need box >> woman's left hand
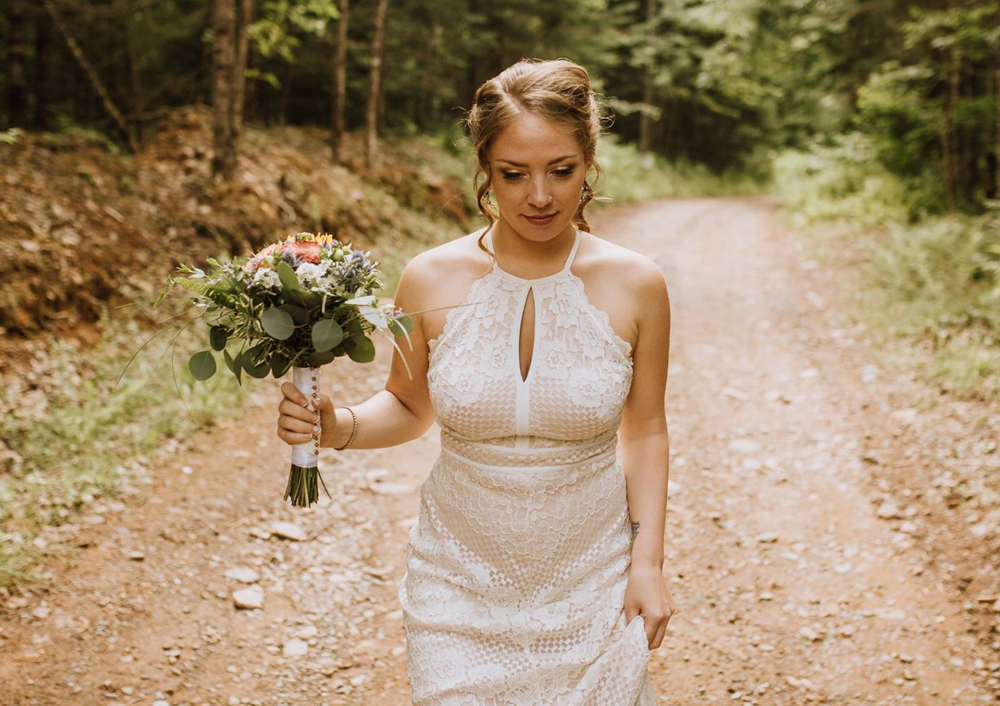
[623,561,677,650]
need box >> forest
[2,0,997,212]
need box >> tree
[211,0,253,179]
[43,0,137,151]
[6,1,29,128]
[331,0,350,163]
[365,0,390,172]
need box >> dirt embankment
[0,106,475,372]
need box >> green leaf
[359,305,388,328]
[286,288,322,308]
[344,294,376,305]
[278,303,309,326]
[347,336,375,363]
[271,351,291,378]
[189,350,217,380]
[276,261,300,291]
[261,306,295,340]
[307,350,337,366]
[388,314,414,337]
[210,325,229,351]
[243,352,272,378]
[312,318,344,352]
[224,347,237,374]
[232,350,243,386]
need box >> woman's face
[488,111,588,243]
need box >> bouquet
[146,231,414,507]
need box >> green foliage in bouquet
[151,232,415,384]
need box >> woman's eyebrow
[497,154,577,167]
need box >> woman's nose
[527,180,552,208]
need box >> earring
[580,181,594,203]
[484,191,494,206]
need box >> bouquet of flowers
[147,231,414,507]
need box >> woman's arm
[619,257,671,568]
[280,252,439,451]
[325,251,441,449]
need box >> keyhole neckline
[484,224,581,285]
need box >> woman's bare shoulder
[400,229,489,293]
[581,229,663,285]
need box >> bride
[276,57,675,704]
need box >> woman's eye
[501,168,575,181]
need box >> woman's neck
[489,218,578,277]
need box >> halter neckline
[484,225,581,285]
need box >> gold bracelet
[333,406,358,450]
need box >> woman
[277,57,675,704]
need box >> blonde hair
[463,58,614,265]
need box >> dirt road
[2,197,999,705]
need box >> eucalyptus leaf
[271,351,291,378]
[359,305,388,328]
[223,347,237,374]
[287,289,322,308]
[276,261,300,291]
[344,294,376,305]
[243,353,272,379]
[347,336,376,363]
[278,303,309,326]
[388,314,414,337]
[312,318,344,352]
[189,350,217,380]
[210,325,229,351]
[307,350,337,366]
[261,306,295,340]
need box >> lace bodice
[426,225,634,450]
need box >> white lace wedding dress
[397,224,658,705]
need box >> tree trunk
[43,0,136,151]
[365,0,390,172]
[211,0,251,179]
[126,12,144,143]
[330,0,350,164]
[638,0,656,152]
[278,60,294,126]
[940,53,958,212]
[233,0,252,133]
[377,25,387,135]
[415,22,440,130]
[7,1,30,129]
[995,66,1000,199]
[211,0,237,178]
[32,8,51,130]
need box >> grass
[773,137,1000,400]
[0,298,250,590]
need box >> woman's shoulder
[395,229,490,311]
[406,228,488,277]
[579,229,664,288]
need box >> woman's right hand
[277,382,336,447]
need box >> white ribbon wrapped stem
[291,365,321,468]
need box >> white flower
[295,261,332,288]
[252,267,280,291]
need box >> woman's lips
[524,213,556,226]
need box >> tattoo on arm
[630,521,640,542]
